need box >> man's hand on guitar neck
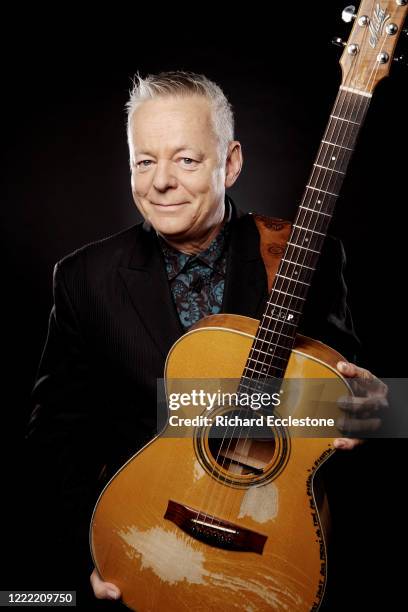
[90,568,121,601]
[333,360,388,450]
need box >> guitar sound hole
[194,407,290,486]
[208,409,276,475]
[209,436,276,475]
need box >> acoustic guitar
[90,2,407,610]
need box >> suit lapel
[118,200,268,359]
[118,222,184,358]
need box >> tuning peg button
[332,37,346,47]
[393,54,407,66]
[342,5,356,23]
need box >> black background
[2,1,407,609]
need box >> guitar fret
[306,185,339,198]
[313,163,345,174]
[276,274,309,286]
[293,225,325,236]
[240,360,285,380]
[273,288,305,301]
[260,320,296,329]
[258,327,293,340]
[266,302,300,313]
[322,140,352,151]
[246,359,286,373]
[251,345,291,357]
[330,114,359,125]
[242,369,284,381]
[282,258,315,270]
[240,377,283,392]
[287,241,319,254]
[264,307,301,317]
[240,386,271,396]
[240,383,269,394]
[299,205,331,218]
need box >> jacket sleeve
[299,235,361,364]
[25,259,106,584]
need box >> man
[26,71,386,607]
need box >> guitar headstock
[340,1,407,93]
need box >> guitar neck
[239,0,407,388]
[242,88,372,384]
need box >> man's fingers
[337,361,388,392]
[336,361,389,420]
[333,437,363,450]
[336,416,382,433]
[349,377,388,399]
[90,568,121,600]
[338,395,388,414]
[337,361,370,379]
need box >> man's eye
[137,160,153,168]
[180,158,197,166]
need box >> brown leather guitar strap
[253,214,292,292]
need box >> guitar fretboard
[240,88,371,392]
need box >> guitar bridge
[164,499,267,554]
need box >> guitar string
[216,15,381,525]
[249,1,392,398]
[204,22,374,527]
[195,8,387,528]
[222,10,389,523]
[217,90,368,526]
[222,14,386,517]
[240,20,374,385]
[205,75,369,528]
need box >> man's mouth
[151,202,188,207]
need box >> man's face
[129,95,227,241]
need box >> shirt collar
[157,197,232,280]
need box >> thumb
[90,567,121,600]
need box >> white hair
[126,71,235,162]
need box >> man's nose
[152,160,177,191]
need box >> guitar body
[91,313,349,611]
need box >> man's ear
[225,141,243,188]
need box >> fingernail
[338,361,349,372]
[107,590,119,600]
[334,440,345,448]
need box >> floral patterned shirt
[158,220,230,331]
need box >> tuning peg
[342,5,356,23]
[393,54,407,66]
[332,37,346,47]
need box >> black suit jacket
[25,198,359,586]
